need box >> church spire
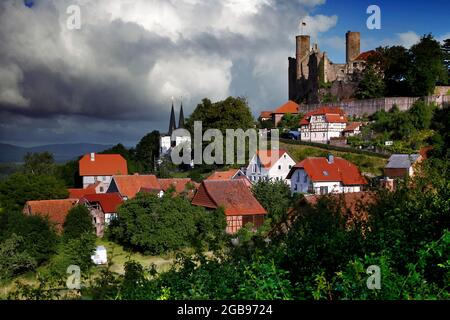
[178,101,185,129]
[168,101,176,136]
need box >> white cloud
[301,14,338,41]
[380,31,420,48]
[0,64,29,107]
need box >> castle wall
[301,95,449,118]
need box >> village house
[207,168,252,188]
[79,153,128,189]
[343,122,364,137]
[287,155,367,195]
[258,111,273,123]
[299,107,348,143]
[141,178,198,199]
[23,199,78,232]
[246,149,296,184]
[68,181,106,199]
[270,100,300,127]
[191,180,267,234]
[79,193,124,237]
[384,154,422,179]
[107,174,160,200]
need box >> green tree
[186,97,254,134]
[442,38,450,84]
[356,65,385,99]
[408,100,435,130]
[135,131,160,173]
[63,205,94,241]
[0,173,68,211]
[108,193,225,254]
[23,152,55,176]
[0,234,37,280]
[252,180,292,226]
[277,113,302,130]
[408,34,446,96]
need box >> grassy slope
[280,142,387,176]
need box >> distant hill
[0,143,114,163]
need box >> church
[159,102,191,157]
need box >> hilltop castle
[288,31,375,104]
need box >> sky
[0,0,449,147]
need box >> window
[304,174,308,183]
[289,165,292,169]
[320,186,329,195]
[227,216,242,234]
[99,187,104,193]
[294,184,298,191]
[278,165,281,170]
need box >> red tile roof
[354,50,377,61]
[325,114,348,123]
[79,154,128,177]
[207,169,241,180]
[259,111,273,119]
[112,174,160,199]
[158,178,194,194]
[207,169,252,188]
[273,101,299,114]
[79,193,123,213]
[256,149,289,169]
[343,122,363,132]
[68,182,100,199]
[287,157,367,185]
[192,180,267,216]
[300,107,346,126]
[23,199,79,230]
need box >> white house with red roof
[299,107,348,143]
[245,149,296,184]
[79,153,128,189]
[286,155,367,195]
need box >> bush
[63,205,95,241]
[108,193,226,254]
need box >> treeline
[357,34,449,99]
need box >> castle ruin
[289,31,373,104]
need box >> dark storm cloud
[0,0,336,145]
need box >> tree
[408,34,446,96]
[408,100,435,130]
[277,113,302,130]
[252,180,292,226]
[23,152,55,176]
[442,38,450,84]
[108,193,225,254]
[186,97,254,134]
[56,159,81,188]
[0,173,68,211]
[0,234,36,280]
[356,65,385,99]
[0,211,58,267]
[63,205,94,241]
[371,46,411,96]
[135,131,160,173]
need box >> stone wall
[301,95,450,117]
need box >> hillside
[0,143,114,163]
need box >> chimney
[327,154,334,164]
[90,153,95,162]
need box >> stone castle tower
[289,31,371,104]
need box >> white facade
[246,152,296,185]
[290,168,363,195]
[300,114,347,143]
[159,135,191,157]
[83,176,113,189]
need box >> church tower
[168,102,176,136]
[178,102,185,129]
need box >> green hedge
[280,138,391,159]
